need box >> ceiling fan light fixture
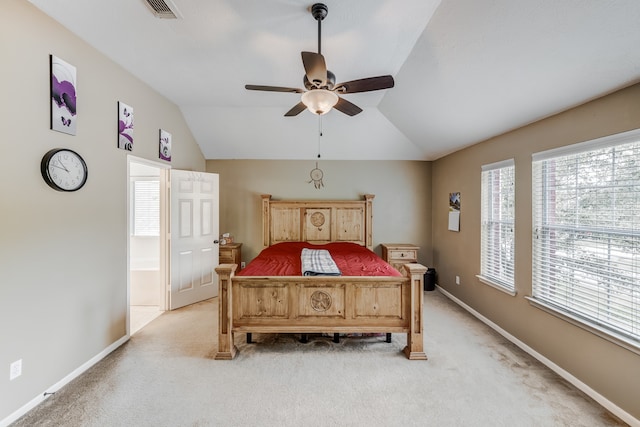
[244,3,393,118]
[301,89,339,115]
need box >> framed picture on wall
[159,129,172,161]
[118,101,134,151]
[448,192,460,231]
[50,55,77,135]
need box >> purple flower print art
[159,129,171,161]
[50,55,77,135]
[118,101,134,151]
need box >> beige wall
[206,160,432,264]
[0,1,204,421]
[432,83,640,420]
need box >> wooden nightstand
[219,242,242,271]
[380,243,419,272]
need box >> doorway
[127,156,169,335]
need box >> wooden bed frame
[214,194,427,360]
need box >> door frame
[126,155,170,335]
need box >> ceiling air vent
[143,0,182,19]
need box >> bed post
[402,263,428,360]
[214,264,238,360]
[261,194,272,248]
[364,194,374,250]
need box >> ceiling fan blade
[284,101,307,117]
[334,75,394,94]
[301,51,327,88]
[333,97,363,116]
[245,85,304,94]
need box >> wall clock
[41,148,88,192]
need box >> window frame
[477,158,517,295]
[529,129,640,353]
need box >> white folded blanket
[301,248,341,276]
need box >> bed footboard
[214,263,427,360]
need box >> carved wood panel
[235,284,289,319]
[353,283,404,319]
[334,207,364,243]
[304,208,331,242]
[297,284,345,318]
[270,207,301,243]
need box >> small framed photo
[50,55,77,135]
[118,101,134,151]
[159,129,172,161]
[448,192,461,232]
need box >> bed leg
[247,333,252,344]
[386,333,392,343]
[300,333,308,343]
[403,264,428,360]
[333,333,340,343]
[214,264,238,360]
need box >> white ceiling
[29,0,640,160]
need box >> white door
[169,170,219,310]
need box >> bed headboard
[261,194,374,250]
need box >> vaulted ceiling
[29,0,640,160]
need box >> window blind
[480,159,515,292]
[532,130,640,344]
[133,180,160,236]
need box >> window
[531,129,640,348]
[132,179,160,236]
[478,159,516,294]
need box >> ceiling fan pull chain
[318,116,323,158]
[308,115,325,189]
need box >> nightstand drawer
[219,254,235,264]
[388,250,417,260]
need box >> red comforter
[236,242,402,277]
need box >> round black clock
[41,148,88,192]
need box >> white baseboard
[436,286,639,427]
[1,335,129,427]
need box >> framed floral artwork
[50,55,77,135]
[159,129,171,161]
[118,101,134,151]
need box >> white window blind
[532,130,640,345]
[132,179,160,236]
[479,159,515,292]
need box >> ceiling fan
[245,3,395,117]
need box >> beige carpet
[13,290,625,426]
